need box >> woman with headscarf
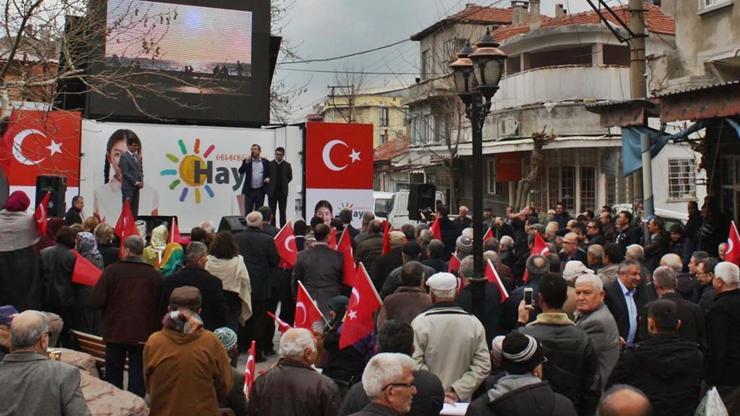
[143,224,168,267]
[0,191,41,311]
[74,232,103,335]
[159,242,184,277]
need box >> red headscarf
[3,191,30,212]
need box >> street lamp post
[449,31,507,324]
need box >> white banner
[80,120,303,231]
[305,188,373,229]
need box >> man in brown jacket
[377,261,432,327]
[144,286,233,416]
[248,327,342,416]
[93,235,163,397]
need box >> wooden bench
[70,330,106,374]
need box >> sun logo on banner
[160,138,216,204]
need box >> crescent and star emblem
[321,139,360,172]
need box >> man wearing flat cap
[467,331,577,416]
[410,272,490,403]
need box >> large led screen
[86,0,270,125]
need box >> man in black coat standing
[604,259,651,347]
[235,211,279,360]
[119,142,143,216]
[647,266,705,346]
[239,144,271,214]
[607,300,702,416]
[293,223,344,316]
[705,262,740,414]
[159,242,227,331]
[63,196,84,226]
[267,147,292,227]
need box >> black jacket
[268,159,292,197]
[238,158,271,194]
[604,279,652,343]
[705,289,740,386]
[63,207,82,226]
[457,282,503,345]
[607,334,702,416]
[422,258,447,273]
[644,231,670,272]
[339,370,444,416]
[235,227,280,301]
[501,275,543,331]
[160,266,228,331]
[439,217,458,259]
[98,243,120,269]
[371,247,403,291]
[641,293,705,347]
[615,225,642,250]
[467,381,577,416]
[40,244,76,307]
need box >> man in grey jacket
[411,272,490,402]
[574,274,620,391]
[0,310,90,415]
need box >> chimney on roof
[555,4,567,18]
[511,0,529,25]
[529,0,541,29]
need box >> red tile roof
[374,137,410,162]
[491,3,674,42]
[449,5,513,24]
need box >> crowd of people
[0,188,738,416]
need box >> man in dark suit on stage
[268,147,292,227]
[604,259,653,347]
[120,142,143,216]
[239,144,271,214]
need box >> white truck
[373,190,446,229]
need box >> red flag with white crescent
[340,263,382,349]
[430,217,442,240]
[114,200,138,259]
[294,281,325,332]
[34,192,50,236]
[244,340,256,399]
[485,258,509,302]
[448,254,461,274]
[274,222,298,269]
[267,311,292,334]
[727,221,740,266]
[483,227,494,242]
[71,250,103,287]
[337,228,356,286]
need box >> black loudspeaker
[35,175,67,217]
[219,216,247,233]
[408,183,437,221]
[136,216,175,238]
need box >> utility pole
[628,0,651,215]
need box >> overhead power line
[278,39,410,65]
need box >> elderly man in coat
[235,211,280,360]
[411,272,490,402]
[573,274,620,391]
[293,223,344,316]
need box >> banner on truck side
[80,120,303,231]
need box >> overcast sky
[274,0,602,122]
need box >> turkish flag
[381,221,392,255]
[274,222,298,269]
[328,227,338,250]
[430,217,442,240]
[71,251,103,286]
[483,227,494,242]
[244,340,256,399]
[448,254,461,274]
[485,258,509,303]
[726,221,740,266]
[169,217,181,244]
[338,228,356,286]
[305,122,374,190]
[340,263,382,349]
[267,311,293,334]
[294,281,325,332]
[523,232,551,283]
[2,110,81,188]
[34,192,50,236]
[114,201,138,258]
